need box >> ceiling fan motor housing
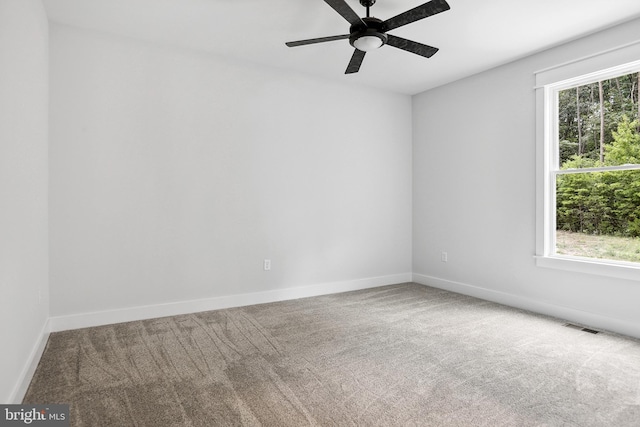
[349,17,388,50]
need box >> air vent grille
[564,323,600,334]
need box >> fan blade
[386,34,439,58]
[286,34,350,47]
[345,49,366,74]
[383,0,450,32]
[324,0,364,26]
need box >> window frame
[535,54,640,281]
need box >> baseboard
[49,273,413,332]
[412,273,640,339]
[9,318,50,403]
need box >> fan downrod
[359,0,375,17]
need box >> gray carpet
[24,283,640,426]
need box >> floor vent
[564,323,600,334]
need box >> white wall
[0,0,49,403]
[49,25,412,318]
[413,17,640,338]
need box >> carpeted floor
[24,283,640,426]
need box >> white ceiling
[42,0,640,95]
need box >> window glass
[553,71,640,264]
[557,73,640,168]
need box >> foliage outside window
[553,70,640,264]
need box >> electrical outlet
[441,252,448,262]
[263,259,271,271]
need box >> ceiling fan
[285,0,451,74]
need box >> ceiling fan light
[353,35,384,52]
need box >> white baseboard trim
[49,273,413,332]
[412,273,640,339]
[10,318,51,403]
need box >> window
[535,44,640,279]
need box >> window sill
[535,255,640,281]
